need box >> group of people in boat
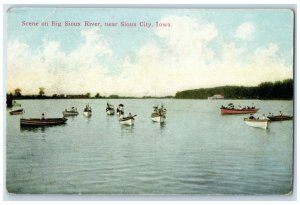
[84,104,92,112]
[220,103,255,110]
[248,114,268,120]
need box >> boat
[267,112,293,121]
[106,103,115,115]
[9,108,24,115]
[83,104,92,117]
[244,115,270,129]
[220,103,259,115]
[116,104,124,116]
[63,107,79,117]
[151,105,166,123]
[20,117,67,126]
[119,113,136,125]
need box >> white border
[1,0,298,204]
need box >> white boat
[116,104,124,116]
[244,118,270,129]
[119,114,136,125]
[151,105,166,123]
[151,114,166,123]
[63,107,78,117]
[83,104,92,117]
[106,103,115,115]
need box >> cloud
[7,28,113,95]
[235,22,256,40]
[7,17,293,97]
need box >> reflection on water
[20,126,48,133]
[6,99,293,195]
[20,124,68,133]
[120,123,134,135]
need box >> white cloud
[7,28,112,95]
[7,17,293,97]
[235,22,256,40]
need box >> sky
[6,8,294,97]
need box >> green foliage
[95,93,101,98]
[175,79,293,100]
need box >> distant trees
[108,95,119,98]
[85,92,91,98]
[39,87,45,96]
[95,93,102,98]
[14,88,22,98]
[175,79,293,100]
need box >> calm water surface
[6,99,293,194]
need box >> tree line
[175,79,293,100]
[7,88,173,100]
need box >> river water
[6,99,293,195]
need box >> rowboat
[116,104,124,116]
[267,115,293,121]
[83,104,92,117]
[9,108,24,115]
[244,117,270,129]
[220,103,259,115]
[119,114,136,125]
[221,108,259,115]
[151,113,166,123]
[63,107,78,117]
[20,118,67,126]
[106,103,115,115]
[151,105,166,123]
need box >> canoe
[267,115,293,121]
[244,118,270,129]
[151,113,166,123]
[9,109,24,115]
[116,104,124,116]
[83,104,92,117]
[106,108,115,115]
[63,110,79,117]
[20,118,67,126]
[83,111,92,117]
[221,108,259,115]
[119,115,135,125]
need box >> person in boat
[129,113,132,118]
[249,114,255,120]
[279,111,283,116]
[41,113,45,120]
[262,114,266,120]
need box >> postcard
[5,7,294,195]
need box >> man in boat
[41,113,45,120]
[249,114,255,120]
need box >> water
[6,99,293,195]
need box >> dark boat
[20,118,67,126]
[267,115,293,121]
[9,109,24,115]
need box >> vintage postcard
[5,7,294,195]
